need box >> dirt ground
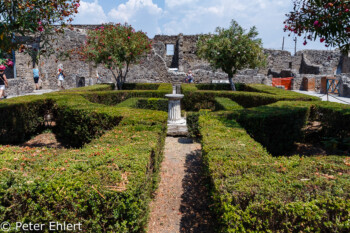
[20,132,63,148]
[147,137,216,233]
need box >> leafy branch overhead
[197,20,266,90]
[285,0,350,52]
[0,0,80,65]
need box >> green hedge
[197,83,245,91]
[181,83,319,111]
[0,90,168,232]
[115,98,168,112]
[123,83,160,90]
[136,98,168,112]
[235,101,312,155]
[84,90,171,106]
[0,96,54,144]
[182,90,279,110]
[62,83,115,93]
[122,83,172,92]
[199,114,350,232]
[244,84,320,101]
[214,97,244,111]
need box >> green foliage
[0,0,80,63]
[214,97,244,111]
[136,98,168,112]
[83,89,171,106]
[244,84,321,101]
[81,24,152,89]
[197,19,266,89]
[235,101,312,155]
[123,83,160,90]
[62,84,115,92]
[199,114,350,232]
[285,0,350,51]
[0,88,168,232]
[0,96,53,144]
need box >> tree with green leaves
[197,20,266,91]
[81,23,152,90]
[0,0,80,67]
[284,0,350,52]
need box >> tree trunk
[228,75,236,91]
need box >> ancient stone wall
[296,50,341,75]
[8,26,350,96]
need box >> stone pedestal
[165,92,188,136]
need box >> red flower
[320,38,325,43]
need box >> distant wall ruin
[5,25,350,97]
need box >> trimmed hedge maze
[0,85,170,232]
[184,83,350,232]
[0,82,349,232]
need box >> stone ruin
[5,25,350,97]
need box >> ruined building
[5,25,350,97]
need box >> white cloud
[73,0,107,24]
[107,0,162,35]
[72,0,330,51]
[108,0,162,22]
[165,0,199,8]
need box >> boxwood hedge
[199,113,350,232]
[0,88,168,232]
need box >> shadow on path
[180,145,216,233]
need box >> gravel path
[147,137,215,233]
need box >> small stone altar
[165,86,188,136]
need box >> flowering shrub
[284,0,350,52]
[81,24,152,89]
[0,0,80,65]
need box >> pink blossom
[128,36,130,39]
[320,38,325,43]
[38,26,44,32]
[313,21,319,26]
[6,60,14,67]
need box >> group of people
[32,67,66,90]
[0,65,66,100]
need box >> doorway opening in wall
[77,77,85,87]
[166,44,175,56]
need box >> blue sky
[73,0,332,53]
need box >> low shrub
[235,101,312,155]
[84,90,171,106]
[244,84,320,101]
[214,97,244,111]
[123,83,160,90]
[62,83,115,92]
[0,96,54,144]
[199,114,350,232]
[0,92,168,232]
[136,98,168,112]
[196,83,245,91]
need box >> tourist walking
[57,69,65,89]
[0,65,8,99]
[33,66,41,90]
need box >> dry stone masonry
[5,25,350,98]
